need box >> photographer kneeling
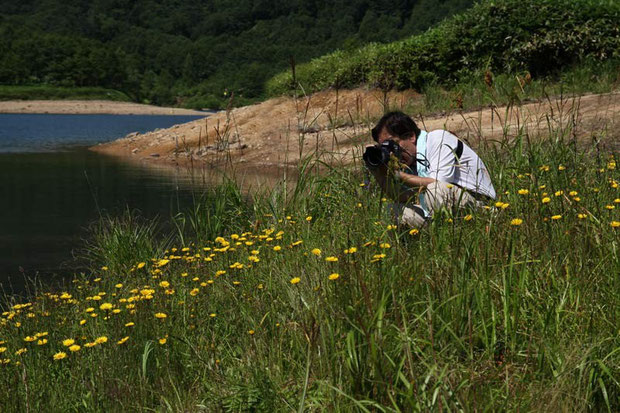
[364,111,496,228]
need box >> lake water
[0,113,206,294]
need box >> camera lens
[363,146,384,167]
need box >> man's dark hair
[371,111,421,142]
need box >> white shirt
[418,130,496,199]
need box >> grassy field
[0,98,618,411]
[0,85,131,102]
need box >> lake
[0,113,207,294]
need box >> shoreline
[0,99,207,115]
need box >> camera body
[363,139,402,168]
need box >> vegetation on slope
[267,0,620,97]
[0,0,474,107]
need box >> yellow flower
[605,205,615,210]
[154,312,167,319]
[117,336,129,345]
[159,281,170,288]
[99,303,113,311]
[290,277,301,285]
[554,190,564,197]
[84,342,97,348]
[305,216,312,221]
[379,243,391,249]
[325,256,338,262]
[569,191,578,196]
[248,330,255,335]
[311,248,321,256]
[510,218,523,226]
[273,245,282,251]
[62,339,75,347]
[79,319,87,325]
[542,197,551,204]
[137,262,146,269]
[0,347,6,353]
[95,336,108,344]
[386,224,397,230]
[518,189,529,195]
[115,283,123,289]
[209,313,217,318]
[577,213,587,219]
[611,221,620,228]
[463,214,473,221]
[69,344,81,352]
[37,339,48,345]
[158,338,167,345]
[125,322,135,327]
[409,229,419,235]
[328,273,340,281]
[101,266,108,271]
[53,352,67,360]
[190,288,199,296]
[551,215,562,220]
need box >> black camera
[363,139,402,168]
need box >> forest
[0,0,473,107]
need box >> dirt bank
[91,89,619,175]
[0,100,206,115]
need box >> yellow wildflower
[551,215,562,220]
[117,336,129,345]
[311,248,321,256]
[542,197,551,204]
[99,303,113,311]
[517,189,529,195]
[510,218,523,226]
[53,352,67,360]
[328,273,340,281]
[290,277,301,284]
[69,345,80,352]
[94,336,108,344]
[154,312,167,319]
[62,339,75,347]
[158,338,167,345]
[325,256,338,262]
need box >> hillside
[0,0,474,107]
[267,0,620,96]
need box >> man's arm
[395,171,436,189]
[371,167,434,204]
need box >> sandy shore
[0,100,207,115]
[91,89,620,175]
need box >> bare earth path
[89,89,619,184]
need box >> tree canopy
[0,0,474,107]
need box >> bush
[266,0,620,96]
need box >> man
[365,111,496,227]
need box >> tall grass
[0,99,618,411]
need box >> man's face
[377,127,417,166]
